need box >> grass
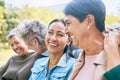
[0,49,15,67]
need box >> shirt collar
[78,50,106,66]
[41,50,49,57]
[93,50,106,66]
[56,53,67,67]
[39,53,67,68]
[78,50,85,62]
[39,57,49,66]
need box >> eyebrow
[55,30,66,34]
[49,29,66,34]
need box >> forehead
[49,22,66,31]
[10,36,22,42]
[65,15,78,22]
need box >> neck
[48,52,63,71]
[85,43,103,56]
[84,31,104,56]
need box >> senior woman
[0,28,36,80]
[29,18,75,80]
[16,19,48,56]
[64,0,106,80]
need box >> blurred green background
[0,49,14,66]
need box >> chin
[49,50,57,54]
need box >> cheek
[68,25,73,31]
[45,35,49,45]
[68,24,76,32]
[60,39,68,47]
[20,43,27,50]
[27,45,32,50]
[11,46,15,51]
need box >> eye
[57,33,64,37]
[66,22,71,27]
[48,31,53,35]
[10,41,19,47]
[14,41,19,45]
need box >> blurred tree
[117,2,120,23]
[0,0,19,46]
[0,3,64,48]
[106,14,119,25]
[0,0,4,7]
[0,0,6,45]
[16,5,64,24]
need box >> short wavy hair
[7,28,17,40]
[64,0,106,32]
[16,19,48,45]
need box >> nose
[65,27,69,33]
[50,35,57,41]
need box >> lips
[49,42,58,47]
[15,49,22,54]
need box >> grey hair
[16,19,48,45]
[7,28,17,40]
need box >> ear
[86,14,95,25]
[86,14,95,30]
[32,38,39,47]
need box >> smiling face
[65,14,89,48]
[45,21,69,54]
[9,36,29,56]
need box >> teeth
[16,50,20,53]
[49,43,58,47]
[16,49,21,53]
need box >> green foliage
[0,7,19,45]
[0,0,4,7]
[0,4,64,47]
[106,14,120,25]
[16,5,64,24]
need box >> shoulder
[36,57,48,61]
[33,51,49,59]
[60,54,76,71]
[9,52,36,62]
[11,52,35,59]
[25,52,37,58]
[34,57,49,66]
[66,55,76,64]
[31,57,49,73]
[10,54,19,59]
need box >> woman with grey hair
[0,28,38,80]
[17,19,48,55]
